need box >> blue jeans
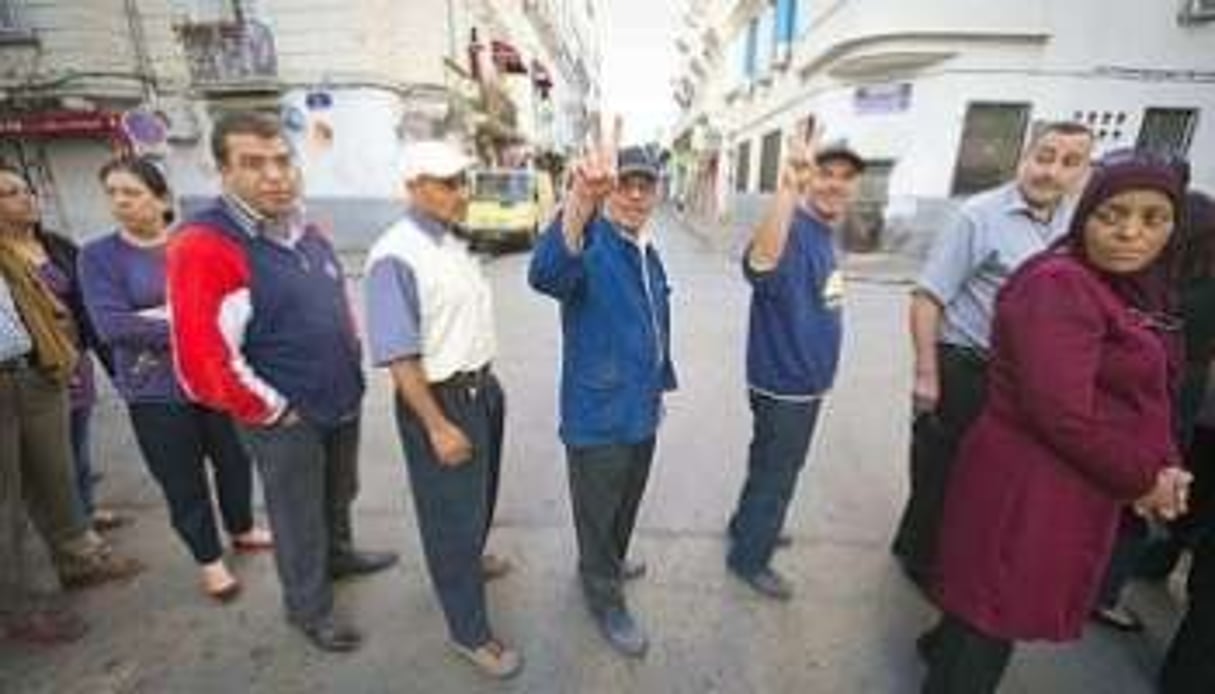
[394,372,504,648]
[69,406,94,517]
[727,392,821,575]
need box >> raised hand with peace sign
[561,112,623,251]
[779,119,821,196]
[747,116,823,271]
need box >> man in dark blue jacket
[529,136,676,658]
[726,129,863,600]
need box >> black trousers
[892,344,988,582]
[921,614,1014,694]
[128,402,254,564]
[1160,499,1215,693]
[567,438,655,615]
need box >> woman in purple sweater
[920,150,1193,692]
[79,157,272,601]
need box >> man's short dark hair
[1027,121,1093,149]
[210,111,284,166]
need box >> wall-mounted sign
[305,91,333,110]
[0,110,122,137]
[854,82,912,115]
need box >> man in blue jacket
[529,135,676,658]
[726,128,863,600]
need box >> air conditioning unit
[1180,0,1215,23]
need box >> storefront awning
[0,110,122,138]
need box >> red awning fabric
[491,39,527,75]
[0,110,123,138]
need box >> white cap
[399,140,475,182]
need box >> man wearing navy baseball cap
[530,125,677,658]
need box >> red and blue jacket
[166,197,364,426]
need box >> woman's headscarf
[1060,148,1188,314]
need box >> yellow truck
[465,168,552,250]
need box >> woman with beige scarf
[0,164,142,645]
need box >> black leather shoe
[294,618,362,653]
[594,607,648,657]
[330,550,399,579]
[622,558,647,581]
[730,565,794,601]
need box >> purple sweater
[78,232,182,403]
[37,261,96,410]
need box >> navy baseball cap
[617,146,660,180]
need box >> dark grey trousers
[566,438,655,615]
[239,416,360,626]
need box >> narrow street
[0,209,1179,693]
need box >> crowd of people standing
[1,108,1212,691]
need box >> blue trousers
[394,372,504,648]
[68,406,94,517]
[129,402,254,565]
[727,392,821,575]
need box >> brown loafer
[450,638,523,679]
[481,553,513,581]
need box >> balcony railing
[176,19,280,94]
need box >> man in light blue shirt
[892,121,1094,589]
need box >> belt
[0,353,32,372]
[433,365,492,391]
[938,343,989,367]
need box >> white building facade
[672,0,1215,252]
[0,0,601,247]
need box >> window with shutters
[736,140,753,193]
[1137,108,1198,157]
[950,102,1031,197]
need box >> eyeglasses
[423,174,468,191]
[616,177,656,196]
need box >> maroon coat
[935,253,1176,641]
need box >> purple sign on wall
[854,83,912,115]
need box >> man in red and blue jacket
[166,112,396,652]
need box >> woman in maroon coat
[920,150,1193,693]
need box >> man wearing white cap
[364,140,520,679]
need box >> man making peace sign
[726,125,865,600]
[529,122,677,658]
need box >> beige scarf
[0,243,77,384]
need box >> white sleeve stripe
[217,289,288,419]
